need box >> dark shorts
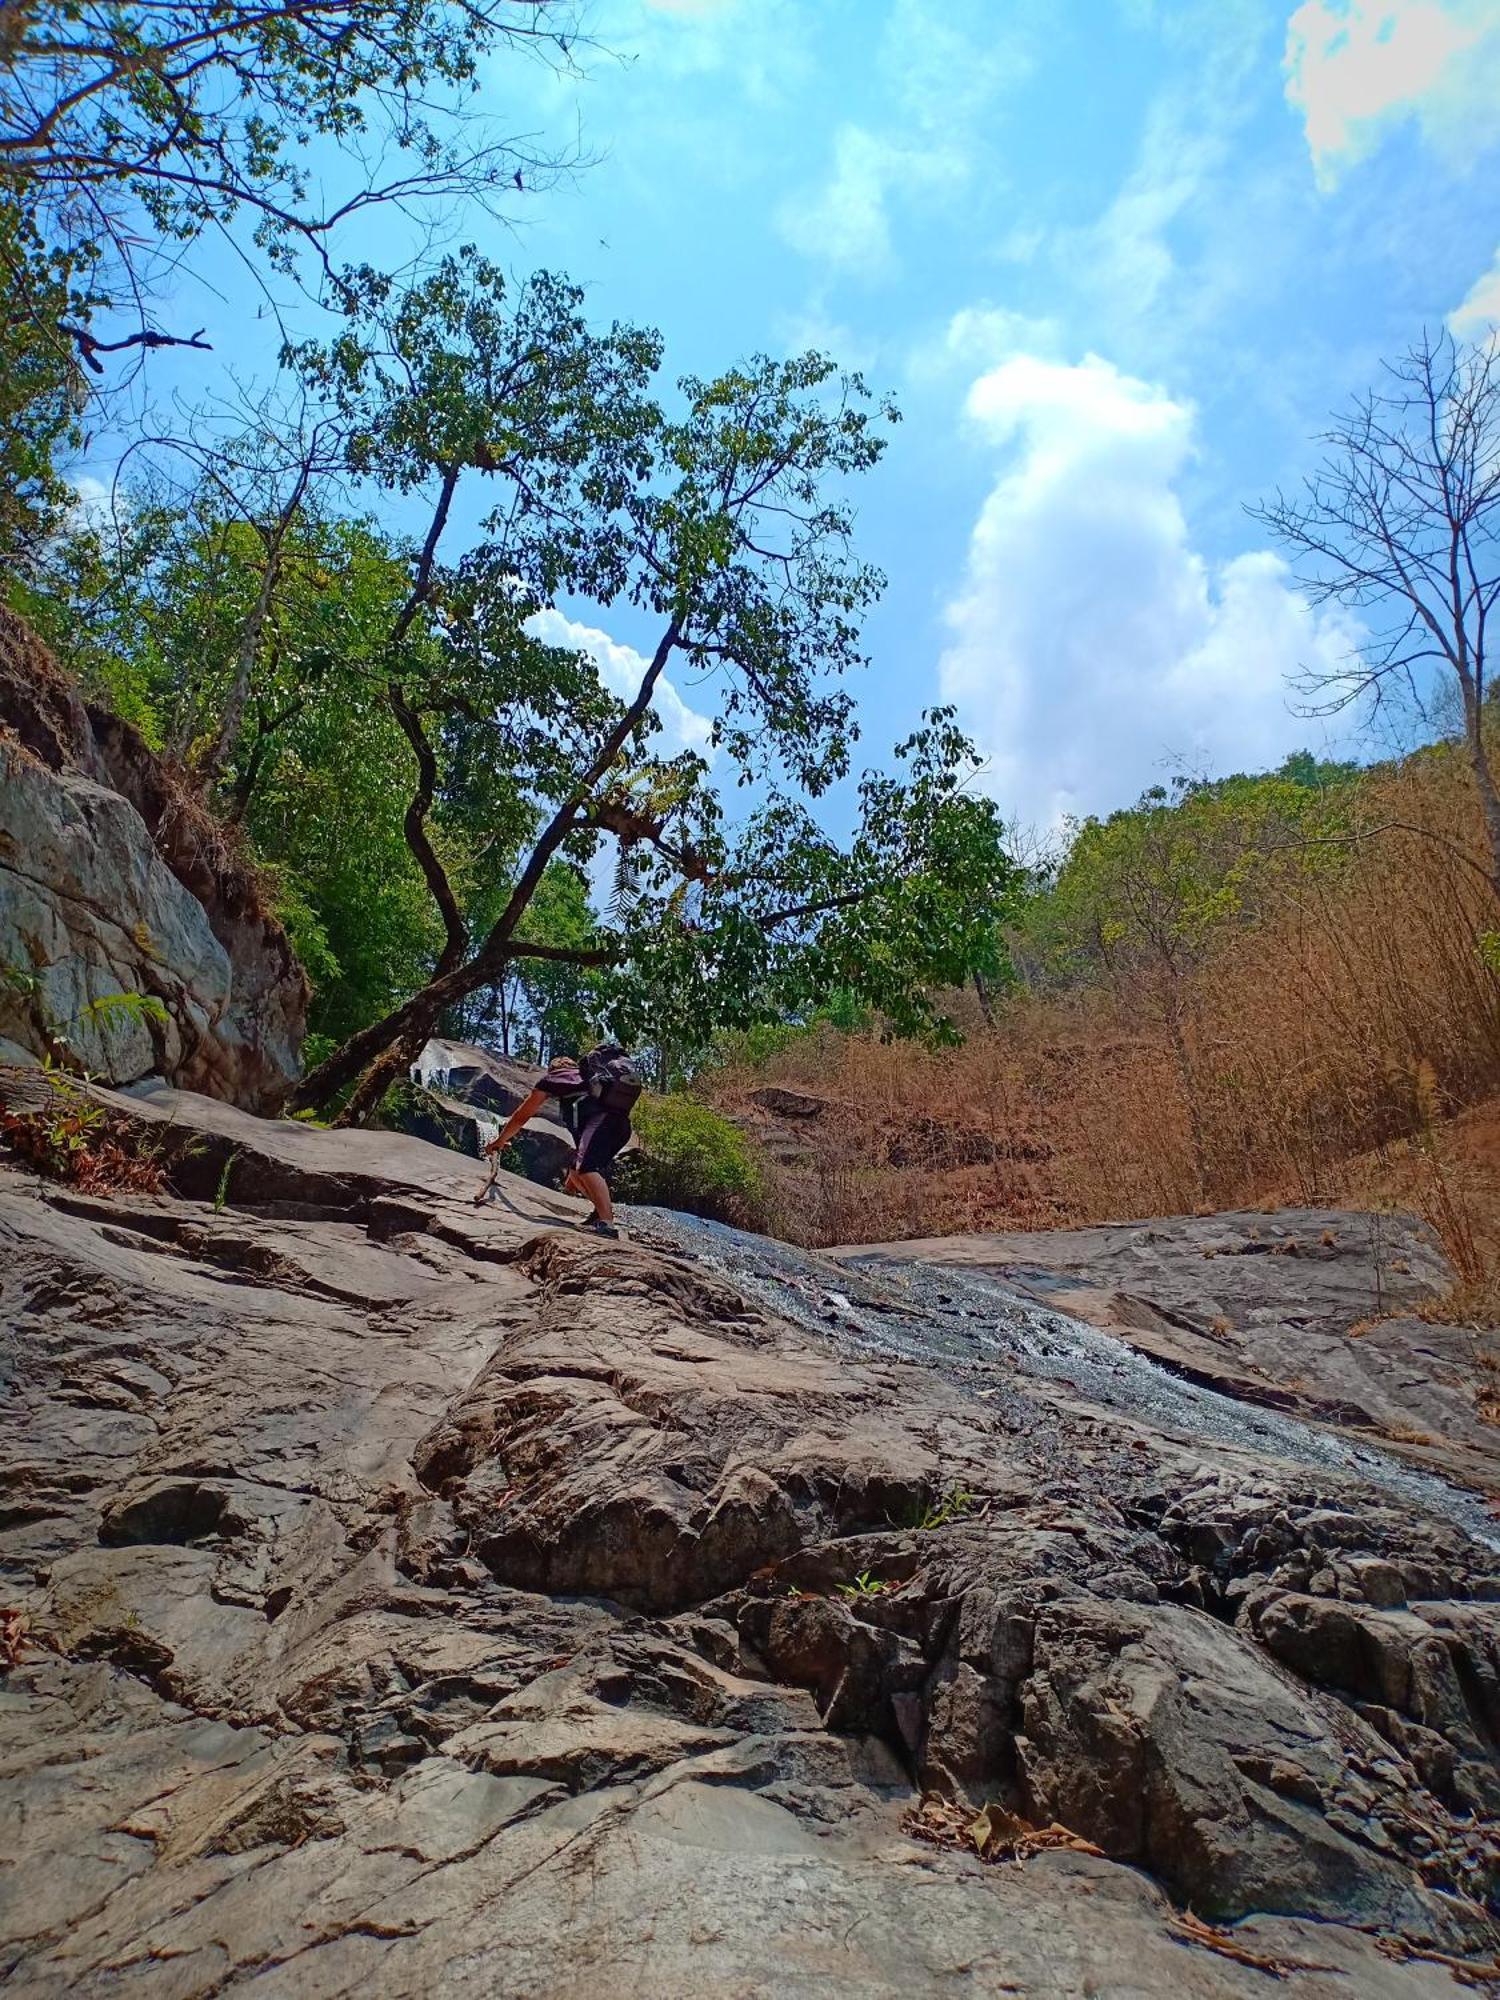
[574,1108,631,1177]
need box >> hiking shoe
[581,1217,622,1239]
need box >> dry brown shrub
[708,743,1500,1259]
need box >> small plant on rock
[0,1059,164,1194]
[79,991,169,1033]
[917,1484,977,1531]
[837,1569,891,1599]
[894,1483,978,1532]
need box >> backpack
[581,1041,642,1116]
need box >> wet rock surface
[1,1092,1497,1996]
[844,1211,1498,1492]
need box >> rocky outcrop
[0,608,306,1110]
[1,1090,1497,1995]
[403,1037,577,1182]
[843,1210,1498,1491]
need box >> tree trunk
[292,617,681,1117]
[199,555,277,783]
[1464,705,1500,900]
[334,1016,434,1128]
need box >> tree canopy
[13,232,1022,1112]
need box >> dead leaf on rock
[903,1794,1104,1867]
[1,1607,29,1670]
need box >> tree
[0,1,580,298]
[0,194,94,567]
[30,495,465,1031]
[1253,331,1500,895]
[451,862,601,1059]
[280,307,1021,1119]
[24,248,1021,1113]
[0,0,583,554]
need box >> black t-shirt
[536,1070,586,1136]
[536,1068,633,1142]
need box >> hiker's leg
[577,1170,613,1223]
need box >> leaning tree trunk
[333,1017,435,1129]
[291,964,474,1114]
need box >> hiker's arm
[485,1089,549,1156]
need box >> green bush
[618,1094,765,1226]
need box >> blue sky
[120,0,1500,836]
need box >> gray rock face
[0,750,231,1084]
[406,1037,577,1182]
[843,1210,1498,1492]
[1,1089,1496,1996]
[0,609,306,1109]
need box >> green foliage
[0,195,92,570]
[0,1059,105,1171]
[12,199,1013,1101]
[607,709,1022,1067]
[454,863,603,1060]
[79,991,169,1030]
[1017,766,1360,993]
[909,1485,977,1532]
[837,1570,892,1599]
[1,3,576,317]
[617,1095,765,1225]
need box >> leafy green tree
[281,293,1020,1121]
[22,242,1021,1113]
[0,196,92,568]
[32,496,463,1032]
[0,2,580,351]
[451,863,602,1060]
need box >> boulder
[405,1038,578,1182]
[0,608,306,1110]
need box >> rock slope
[1,1088,1497,1997]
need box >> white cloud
[1285,0,1500,186]
[527,608,715,762]
[1450,247,1500,338]
[1074,105,1222,327]
[937,349,1360,832]
[777,1,1037,278]
[777,124,961,277]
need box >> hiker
[482,1044,642,1237]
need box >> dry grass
[708,745,1500,1290]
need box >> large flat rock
[1,1097,1497,1995]
[838,1210,1498,1493]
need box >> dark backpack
[581,1042,642,1115]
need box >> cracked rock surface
[1,1086,1497,1996]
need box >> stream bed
[626,1203,1500,1550]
